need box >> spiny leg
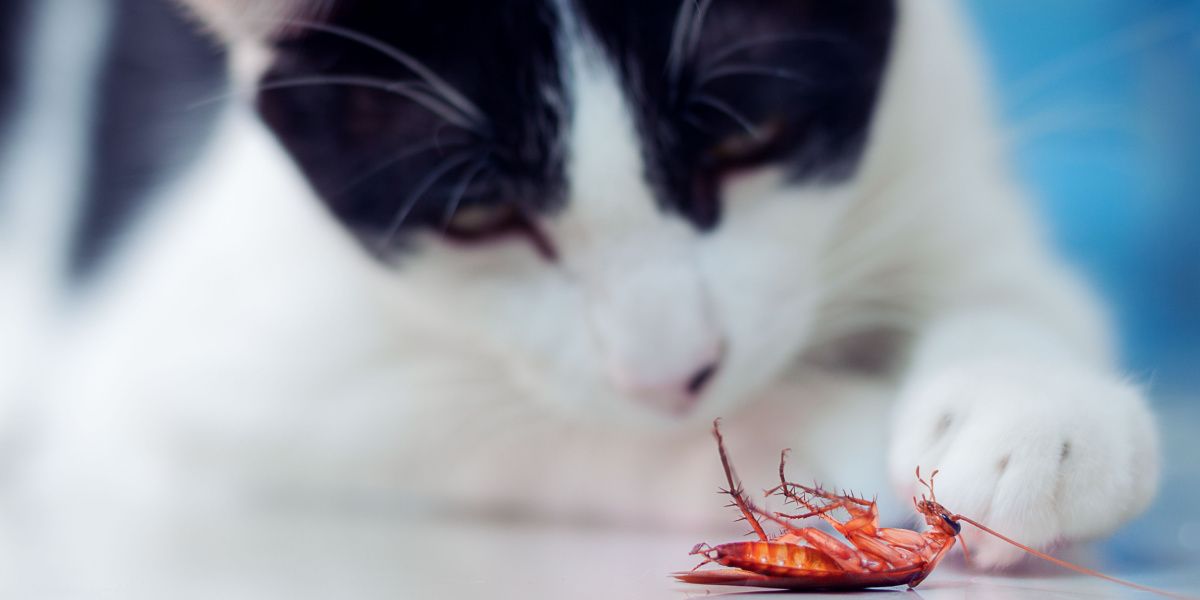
[771,482,876,509]
[746,499,814,537]
[707,445,814,538]
[775,499,854,521]
[769,450,873,507]
[773,451,886,540]
[766,450,855,530]
[712,419,769,541]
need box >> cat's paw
[888,360,1159,568]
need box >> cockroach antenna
[950,514,1193,599]
[915,466,939,502]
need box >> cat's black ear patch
[575,0,897,230]
[251,0,896,254]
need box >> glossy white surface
[3,507,1195,600]
[3,404,1196,599]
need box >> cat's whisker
[801,277,925,353]
[820,231,909,288]
[332,136,474,198]
[809,195,955,307]
[699,32,854,74]
[188,75,479,132]
[268,18,489,131]
[665,1,693,83]
[252,76,479,132]
[687,94,761,139]
[377,151,486,251]
[441,162,496,227]
[823,188,952,271]
[682,113,717,135]
[666,0,715,100]
[805,193,984,345]
[695,64,815,90]
[685,0,716,66]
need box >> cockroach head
[914,497,960,536]
[913,467,961,536]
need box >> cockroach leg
[786,483,875,507]
[712,419,769,541]
[767,479,872,534]
[778,448,790,489]
[775,500,846,521]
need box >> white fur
[9,0,1159,569]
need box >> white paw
[888,360,1159,568]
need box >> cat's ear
[175,0,335,43]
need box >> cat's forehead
[251,0,895,256]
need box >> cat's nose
[608,343,724,415]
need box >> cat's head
[180,0,898,425]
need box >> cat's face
[191,0,895,425]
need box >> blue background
[965,1,1199,568]
[965,0,1200,396]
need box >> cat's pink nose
[608,344,723,415]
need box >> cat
[4,0,1158,569]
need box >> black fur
[576,0,895,229]
[253,0,893,254]
[50,0,896,274]
[256,0,567,257]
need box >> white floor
[3,507,1195,600]
[3,404,1196,599]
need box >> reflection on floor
[2,403,1196,599]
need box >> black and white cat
[4,0,1158,568]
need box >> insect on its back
[676,421,959,591]
[677,421,1188,598]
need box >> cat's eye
[443,202,522,239]
[442,200,558,261]
[704,119,787,169]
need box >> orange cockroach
[674,420,1186,597]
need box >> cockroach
[674,420,1188,598]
